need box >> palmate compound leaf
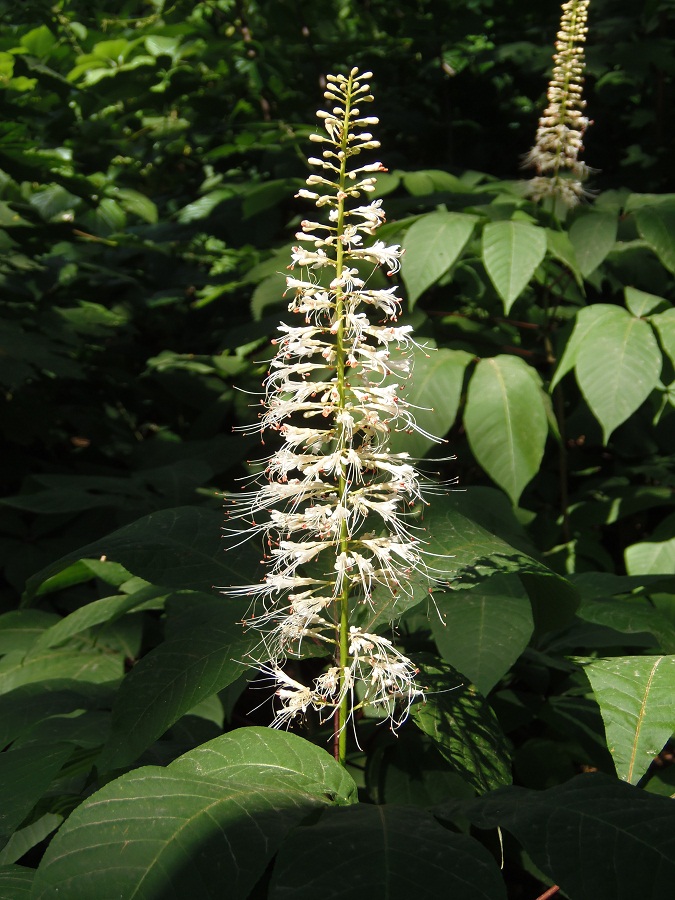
[482,220,546,313]
[580,655,675,784]
[269,804,507,900]
[411,659,512,794]
[401,209,477,307]
[437,773,675,900]
[34,729,356,900]
[463,354,548,504]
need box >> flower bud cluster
[524,0,591,206]
[224,69,428,734]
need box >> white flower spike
[524,0,592,207]
[223,68,434,760]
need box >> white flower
[223,67,436,744]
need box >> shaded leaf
[635,205,675,274]
[24,507,261,604]
[33,730,347,900]
[412,660,512,794]
[0,743,72,843]
[569,211,618,277]
[270,804,507,900]
[441,773,675,900]
[97,599,259,770]
[431,575,534,694]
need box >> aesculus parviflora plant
[224,67,440,764]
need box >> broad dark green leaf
[170,727,357,804]
[568,210,618,277]
[464,355,548,503]
[431,575,534,694]
[635,205,675,274]
[417,495,578,632]
[0,680,114,748]
[412,661,512,793]
[33,730,349,900]
[580,655,675,783]
[0,814,63,866]
[270,804,507,900]
[0,648,122,695]
[0,866,34,898]
[0,610,61,654]
[401,210,476,306]
[482,221,546,312]
[578,597,675,653]
[0,743,72,843]
[441,773,675,900]
[24,507,261,603]
[97,599,260,770]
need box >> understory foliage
[1,2,675,899]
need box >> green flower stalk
[224,68,433,762]
[524,0,591,207]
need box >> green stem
[332,71,355,766]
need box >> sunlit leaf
[482,221,546,312]
[401,210,476,306]
[581,655,675,783]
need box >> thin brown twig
[535,886,560,900]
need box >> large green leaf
[0,680,113,748]
[0,743,72,844]
[635,205,675,274]
[550,304,621,391]
[417,495,578,633]
[33,730,353,900]
[23,507,261,603]
[651,307,675,367]
[401,210,476,306]
[464,354,548,503]
[171,727,357,804]
[98,598,259,770]
[431,574,534,694]
[0,866,34,898]
[388,347,473,459]
[270,805,507,900]
[482,221,546,312]
[441,773,675,899]
[574,306,662,441]
[568,210,618,277]
[0,610,60,654]
[0,648,122,695]
[32,585,165,652]
[625,536,675,575]
[412,661,512,794]
[581,655,675,783]
[578,597,675,653]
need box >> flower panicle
[223,67,434,737]
[524,0,592,207]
